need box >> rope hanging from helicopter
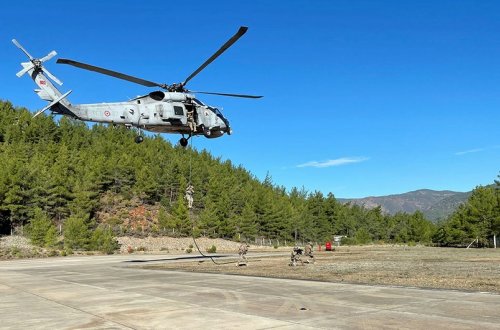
[187,137,235,265]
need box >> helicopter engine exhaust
[149,91,189,102]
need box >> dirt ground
[147,245,500,293]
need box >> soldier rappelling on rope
[185,184,194,209]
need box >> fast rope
[187,137,233,265]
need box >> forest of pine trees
[0,101,498,250]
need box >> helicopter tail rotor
[12,39,63,86]
[12,39,34,60]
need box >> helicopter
[13,26,261,147]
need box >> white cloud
[455,148,485,156]
[297,157,369,168]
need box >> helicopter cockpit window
[173,106,184,116]
[193,98,205,106]
[207,106,222,116]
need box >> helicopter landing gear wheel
[134,135,144,144]
[179,137,188,147]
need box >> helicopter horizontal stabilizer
[33,90,72,118]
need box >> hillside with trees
[1,100,494,252]
[433,179,499,247]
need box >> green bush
[27,208,58,248]
[11,246,22,258]
[44,225,59,248]
[90,226,119,254]
[206,245,217,253]
[354,228,372,245]
[47,249,58,257]
[340,236,356,245]
[64,215,90,250]
[185,248,193,253]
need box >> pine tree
[171,190,191,236]
[63,214,91,250]
[27,208,55,247]
[238,202,258,241]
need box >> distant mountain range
[338,189,471,222]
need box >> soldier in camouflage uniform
[186,105,196,133]
[289,246,303,266]
[185,184,194,209]
[237,243,249,266]
[304,242,315,264]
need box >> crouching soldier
[289,246,303,266]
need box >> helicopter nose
[222,122,231,135]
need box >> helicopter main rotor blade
[182,26,248,86]
[191,90,262,98]
[57,58,167,89]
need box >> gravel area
[0,235,40,259]
[0,235,275,257]
[0,235,33,250]
[116,236,274,254]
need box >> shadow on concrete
[123,255,231,263]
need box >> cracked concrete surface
[1,254,499,329]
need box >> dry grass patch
[146,245,500,293]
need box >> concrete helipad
[0,254,499,329]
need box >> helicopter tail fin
[13,39,75,117]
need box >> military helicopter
[13,26,261,146]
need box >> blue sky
[1,0,499,198]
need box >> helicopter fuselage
[65,91,231,138]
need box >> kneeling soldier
[289,246,303,266]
